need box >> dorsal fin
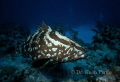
[38,22,52,32]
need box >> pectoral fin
[31,58,50,68]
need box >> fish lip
[74,53,88,60]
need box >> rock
[96,66,120,82]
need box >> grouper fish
[21,22,87,68]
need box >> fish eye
[69,42,75,47]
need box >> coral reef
[0,23,30,56]
[92,25,120,46]
[69,27,79,41]
[91,25,120,66]
[0,23,120,82]
[0,66,17,81]
[96,66,120,82]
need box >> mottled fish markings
[21,22,87,68]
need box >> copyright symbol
[70,70,75,74]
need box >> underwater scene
[0,0,120,82]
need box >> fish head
[67,40,87,61]
[50,31,87,62]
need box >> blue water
[0,0,120,82]
[1,0,120,43]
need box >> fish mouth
[74,53,88,60]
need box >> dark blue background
[0,0,120,43]
[1,0,120,25]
